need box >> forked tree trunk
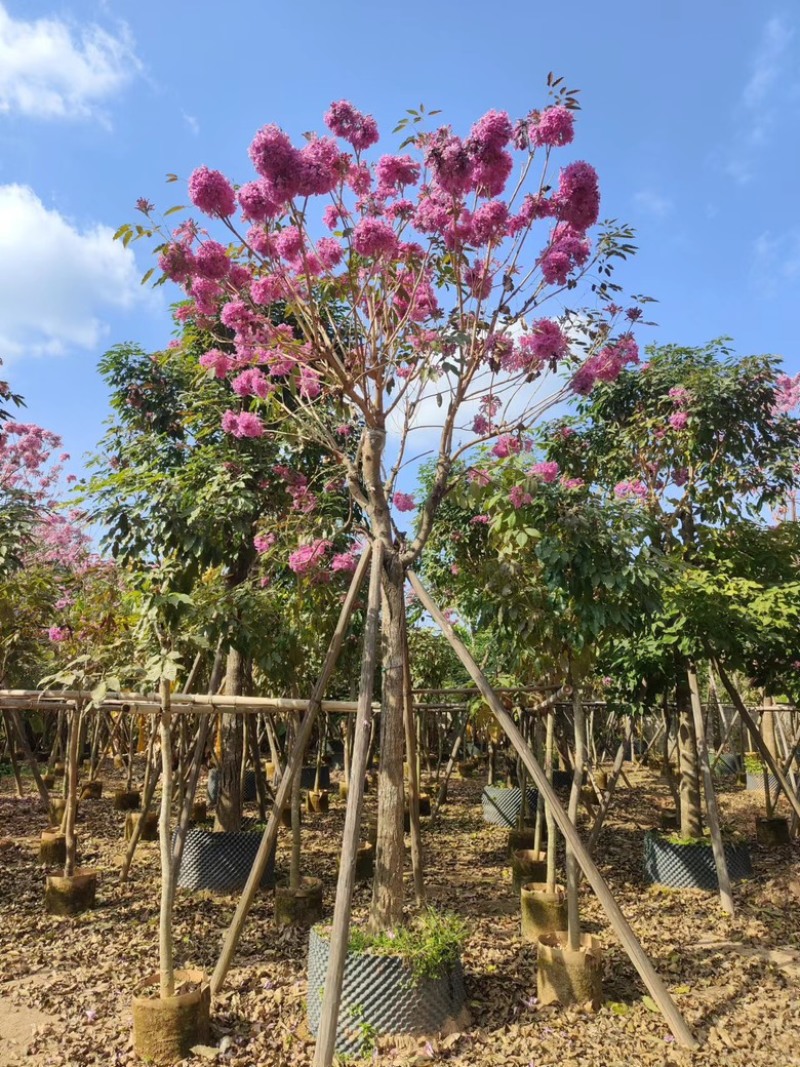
[215,648,244,833]
[369,548,407,931]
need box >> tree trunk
[676,671,702,838]
[566,676,584,951]
[63,708,82,876]
[158,677,176,999]
[369,548,406,931]
[214,648,244,832]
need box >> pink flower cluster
[393,491,416,512]
[508,485,532,508]
[614,480,648,499]
[254,532,276,554]
[288,538,332,575]
[221,410,265,438]
[571,335,640,395]
[774,372,800,416]
[529,461,560,483]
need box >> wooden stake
[312,541,384,1067]
[210,546,372,996]
[713,658,800,823]
[408,571,697,1050]
[687,665,734,916]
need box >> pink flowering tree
[538,340,800,836]
[128,80,645,929]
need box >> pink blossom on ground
[254,532,276,554]
[509,485,533,508]
[188,165,236,218]
[288,538,332,575]
[393,491,416,512]
[529,460,560,483]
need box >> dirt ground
[1,760,799,1067]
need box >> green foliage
[337,909,467,982]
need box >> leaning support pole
[313,541,384,1067]
[408,571,697,1050]
[713,657,800,824]
[687,665,734,916]
[210,546,372,996]
[9,709,49,808]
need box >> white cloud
[725,14,796,183]
[0,184,150,360]
[752,227,800,296]
[183,112,200,136]
[0,2,140,121]
[633,189,673,220]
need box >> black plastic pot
[176,826,276,892]
[481,785,538,827]
[300,765,331,790]
[550,770,573,791]
[306,926,467,1056]
[643,830,752,890]
[206,768,257,806]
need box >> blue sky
[2,0,799,477]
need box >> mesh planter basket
[710,754,742,776]
[176,826,276,892]
[746,770,779,792]
[306,926,467,1056]
[206,768,258,806]
[481,785,538,827]
[643,830,752,890]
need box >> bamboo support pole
[312,542,384,1067]
[409,570,697,1050]
[687,666,734,916]
[8,709,49,807]
[210,546,372,996]
[430,710,470,824]
[713,658,800,824]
